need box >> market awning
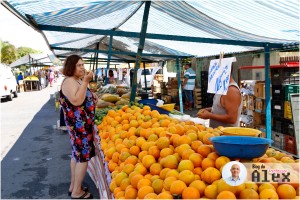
[10,53,54,68]
[1,1,298,62]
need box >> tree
[1,41,18,64]
[17,47,41,58]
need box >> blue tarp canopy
[1,0,299,62]
[10,53,53,68]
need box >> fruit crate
[271,131,285,150]
[284,101,292,120]
[271,67,299,85]
[272,85,285,101]
[284,135,297,155]
[285,84,300,101]
[272,117,283,133]
[271,100,284,118]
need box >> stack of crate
[165,77,179,104]
[200,71,214,108]
[271,65,299,155]
[253,81,266,130]
[193,88,202,109]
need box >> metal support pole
[176,58,183,113]
[264,43,271,139]
[143,62,148,93]
[105,34,114,85]
[130,1,151,102]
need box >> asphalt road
[1,83,99,199]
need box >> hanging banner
[207,57,236,95]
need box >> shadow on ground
[1,95,99,199]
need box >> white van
[0,64,18,101]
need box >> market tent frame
[2,0,299,139]
[9,53,54,68]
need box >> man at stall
[197,67,242,128]
[182,63,196,111]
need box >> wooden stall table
[23,75,39,91]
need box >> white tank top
[209,82,242,128]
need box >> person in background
[60,55,97,199]
[37,70,42,90]
[49,70,55,87]
[197,67,242,128]
[17,72,23,85]
[182,63,196,111]
[108,69,116,84]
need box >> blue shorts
[184,89,194,104]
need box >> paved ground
[1,83,99,199]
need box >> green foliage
[17,47,41,58]
[0,39,43,65]
[1,41,18,64]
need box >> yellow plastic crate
[284,101,292,120]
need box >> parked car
[0,64,18,101]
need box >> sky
[0,5,52,54]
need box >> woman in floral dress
[60,55,97,199]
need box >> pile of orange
[98,105,299,199]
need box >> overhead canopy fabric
[10,53,53,68]
[2,1,299,62]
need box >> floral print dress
[59,83,96,162]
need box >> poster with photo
[207,57,236,95]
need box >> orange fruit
[137,186,154,199]
[170,180,187,195]
[163,176,177,191]
[178,160,194,172]
[120,177,131,191]
[134,163,147,175]
[161,155,178,169]
[217,179,238,194]
[201,167,221,184]
[124,187,137,199]
[182,187,201,199]
[148,146,160,159]
[189,153,203,167]
[197,145,212,157]
[202,133,214,145]
[204,184,218,199]
[137,178,151,190]
[189,180,206,196]
[152,178,164,194]
[159,168,171,180]
[244,181,258,191]
[277,184,296,199]
[201,157,215,170]
[115,171,128,187]
[191,140,203,151]
[181,148,195,160]
[129,145,140,156]
[165,169,179,179]
[207,152,219,160]
[156,137,170,150]
[130,174,144,189]
[157,191,173,199]
[259,188,279,199]
[217,191,236,199]
[150,163,163,175]
[258,183,276,193]
[178,170,195,185]
[215,156,231,170]
[142,154,156,169]
[193,167,203,176]
[122,163,135,175]
[160,148,174,158]
[144,193,157,199]
[239,188,259,199]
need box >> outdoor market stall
[2,1,299,199]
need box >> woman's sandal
[68,186,88,196]
[71,191,93,199]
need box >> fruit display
[96,104,299,199]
